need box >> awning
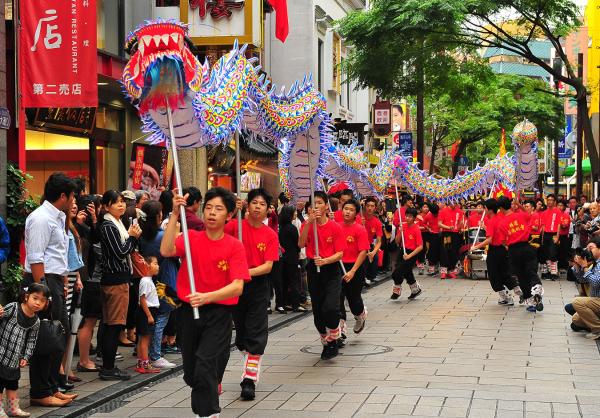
[563,158,591,177]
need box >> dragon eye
[125,38,138,55]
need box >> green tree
[338,0,595,175]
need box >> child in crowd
[0,283,49,417]
[136,256,161,374]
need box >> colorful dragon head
[122,19,205,114]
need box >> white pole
[307,137,320,272]
[393,179,407,255]
[318,178,346,273]
[470,181,497,250]
[166,105,200,320]
[235,131,243,240]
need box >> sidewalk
[87,275,600,418]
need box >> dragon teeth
[161,34,170,46]
[153,35,161,47]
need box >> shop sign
[398,132,413,162]
[373,100,392,137]
[0,107,11,130]
[20,0,98,108]
[33,107,96,134]
[127,144,173,201]
[559,115,573,159]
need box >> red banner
[20,0,97,108]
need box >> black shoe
[267,307,272,314]
[534,294,544,312]
[58,374,75,392]
[550,274,558,281]
[336,338,346,348]
[407,288,422,300]
[321,341,339,360]
[275,307,287,314]
[240,378,256,400]
[390,293,400,300]
[99,367,131,381]
[571,322,589,332]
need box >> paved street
[86,275,600,418]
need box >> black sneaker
[240,378,255,401]
[533,294,544,312]
[99,367,131,381]
[407,288,422,300]
[571,322,589,332]
[390,293,400,300]
[321,341,339,360]
[336,338,346,348]
[550,274,558,281]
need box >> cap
[122,190,136,200]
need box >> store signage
[373,100,392,137]
[0,108,11,130]
[127,144,173,200]
[398,132,413,162]
[559,115,573,159]
[20,0,98,108]
[191,0,245,20]
[33,107,96,133]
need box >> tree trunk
[429,136,438,175]
[577,94,599,179]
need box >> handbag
[33,300,66,356]
[131,251,149,278]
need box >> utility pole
[576,53,584,198]
[416,39,425,170]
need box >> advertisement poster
[127,144,173,200]
[398,132,413,163]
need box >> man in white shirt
[23,172,78,407]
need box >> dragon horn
[248,57,259,63]
[262,78,270,89]
[280,86,286,97]
[269,85,276,95]
[258,74,265,84]
[233,39,239,52]
[239,43,248,55]
[254,65,262,73]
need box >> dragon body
[122,20,537,204]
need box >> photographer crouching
[567,237,600,340]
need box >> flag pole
[167,105,199,320]
[470,180,497,250]
[307,138,320,273]
[393,179,407,255]
[235,131,243,240]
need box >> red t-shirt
[439,207,463,232]
[468,211,485,228]
[392,206,407,227]
[339,222,370,263]
[301,220,347,259]
[486,212,507,246]
[422,212,440,233]
[530,211,543,234]
[401,223,423,250]
[334,210,362,224]
[499,211,531,245]
[363,215,383,243]
[175,231,250,305]
[559,212,571,236]
[224,219,280,269]
[542,207,563,233]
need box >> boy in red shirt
[338,199,370,337]
[496,197,544,312]
[542,194,562,280]
[557,199,571,271]
[438,203,463,278]
[362,197,383,285]
[299,191,346,360]
[391,208,424,300]
[422,203,441,275]
[160,187,250,417]
[333,189,362,224]
[472,199,522,305]
[224,188,279,401]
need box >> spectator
[278,205,304,312]
[98,190,142,381]
[138,200,178,369]
[135,190,150,210]
[568,237,600,340]
[182,187,205,231]
[135,256,161,374]
[23,172,78,406]
[159,190,174,229]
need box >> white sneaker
[353,309,367,334]
[585,332,600,340]
[152,357,176,369]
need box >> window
[97,0,124,57]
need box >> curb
[41,272,392,418]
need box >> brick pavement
[85,276,600,417]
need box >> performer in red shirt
[224,188,279,400]
[541,194,562,280]
[422,203,440,275]
[333,189,362,224]
[472,199,522,305]
[496,196,544,312]
[391,208,424,300]
[160,187,249,417]
[299,191,346,360]
[392,194,414,227]
[533,199,549,278]
[362,197,382,286]
[438,203,463,278]
[467,201,486,228]
[557,199,572,271]
[338,199,370,336]
[415,203,428,274]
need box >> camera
[575,247,595,263]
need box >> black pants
[340,263,365,321]
[233,276,269,355]
[508,242,542,299]
[307,261,342,334]
[543,233,558,262]
[270,261,284,309]
[281,261,301,309]
[178,303,233,417]
[23,273,67,398]
[365,244,379,280]
[559,235,572,269]
[126,278,140,330]
[101,324,123,370]
[440,232,460,270]
[392,251,417,286]
[486,245,518,292]
[426,233,441,266]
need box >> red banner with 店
[20,0,98,108]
